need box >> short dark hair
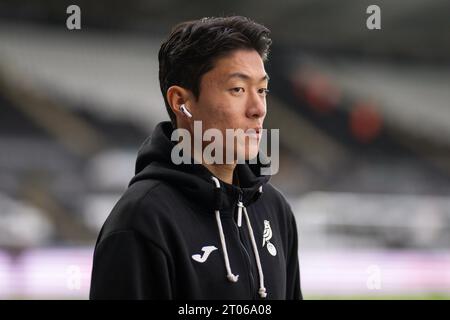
[158,16,272,128]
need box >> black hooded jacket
[89,121,302,300]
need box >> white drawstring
[215,210,239,282]
[212,177,239,283]
[211,176,267,298]
[237,201,244,227]
[243,205,267,298]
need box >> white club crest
[262,220,277,256]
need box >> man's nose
[246,91,266,119]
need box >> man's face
[190,49,268,162]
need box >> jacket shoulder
[261,183,295,215]
[97,179,178,244]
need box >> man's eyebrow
[226,72,270,82]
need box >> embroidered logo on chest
[262,220,277,256]
[192,245,218,263]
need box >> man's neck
[190,142,238,185]
[202,163,237,185]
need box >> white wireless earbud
[180,104,193,118]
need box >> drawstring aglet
[237,202,244,227]
[258,287,267,298]
[227,274,239,282]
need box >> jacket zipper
[234,189,258,299]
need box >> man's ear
[167,85,193,119]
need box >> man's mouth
[244,127,262,140]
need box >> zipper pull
[237,191,244,227]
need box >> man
[90,16,302,300]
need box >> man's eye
[230,87,245,94]
[258,88,270,96]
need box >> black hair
[158,16,272,128]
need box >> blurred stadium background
[0,0,450,299]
